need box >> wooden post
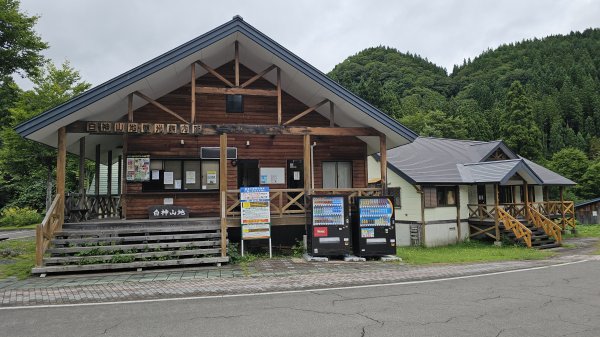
[219,133,228,258]
[128,94,133,122]
[56,127,66,229]
[234,41,240,87]
[117,155,122,195]
[379,134,387,195]
[78,137,85,193]
[121,135,128,219]
[107,150,113,216]
[95,144,100,198]
[303,135,311,193]
[524,181,529,222]
[329,101,334,127]
[277,67,282,125]
[560,186,566,230]
[494,184,501,244]
[191,62,196,123]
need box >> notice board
[240,187,271,240]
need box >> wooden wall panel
[122,62,368,218]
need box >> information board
[240,187,271,240]
[126,155,150,182]
[358,198,393,227]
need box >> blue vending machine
[352,196,396,257]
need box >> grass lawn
[396,240,554,265]
[0,224,38,231]
[0,238,35,280]
[564,224,600,238]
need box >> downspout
[415,185,426,246]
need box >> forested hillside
[328,30,600,200]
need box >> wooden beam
[95,144,100,198]
[524,181,529,221]
[277,67,282,125]
[128,94,133,122]
[133,91,188,124]
[196,86,278,97]
[196,60,234,87]
[57,127,66,229]
[191,63,196,123]
[380,133,387,195]
[67,121,381,137]
[219,133,228,258]
[329,101,334,127]
[283,99,329,126]
[303,135,311,193]
[456,188,462,242]
[78,137,85,193]
[234,41,239,87]
[241,64,277,88]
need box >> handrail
[497,206,532,248]
[36,194,63,267]
[528,205,562,244]
[562,201,576,231]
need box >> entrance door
[287,160,304,210]
[287,160,304,189]
[237,160,259,187]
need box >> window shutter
[423,187,437,208]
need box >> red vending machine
[308,195,351,257]
[352,196,396,257]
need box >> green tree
[0,0,48,123]
[500,81,543,159]
[0,62,90,210]
[578,161,600,199]
[548,147,590,183]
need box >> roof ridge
[463,158,523,166]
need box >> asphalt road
[1,260,599,337]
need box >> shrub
[0,207,43,227]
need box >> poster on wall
[259,168,285,184]
[126,155,150,182]
[207,170,217,184]
[240,187,271,240]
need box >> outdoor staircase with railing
[497,206,561,249]
[32,218,229,275]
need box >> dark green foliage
[328,29,600,199]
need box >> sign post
[240,186,272,258]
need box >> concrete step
[44,248,222,265]
[33,256,230,274]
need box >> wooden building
[16,16,417,274]
[575,198,600,225]
[369,138,576,248]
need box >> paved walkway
[0,238,598,308]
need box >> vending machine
[352,196,396,257]
[308,195,351,257]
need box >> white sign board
[259,167,285,184]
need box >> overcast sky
[17,0,600,89]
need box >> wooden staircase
[498,207,561,249]
[32,218,229,275]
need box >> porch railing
[528,205,562,244]
[64,193,121,222]
[36,194,62,267]
[468,201,576,231]
[224,188,381,217]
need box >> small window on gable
[487,148,509,161]
[226,94,244,113]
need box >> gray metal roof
[575,197,600,208]
[15,16,417,157]
[378,137,574,186]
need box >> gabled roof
[575,197,600,208]
[15,16,417,158]
[375,137,575,186]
